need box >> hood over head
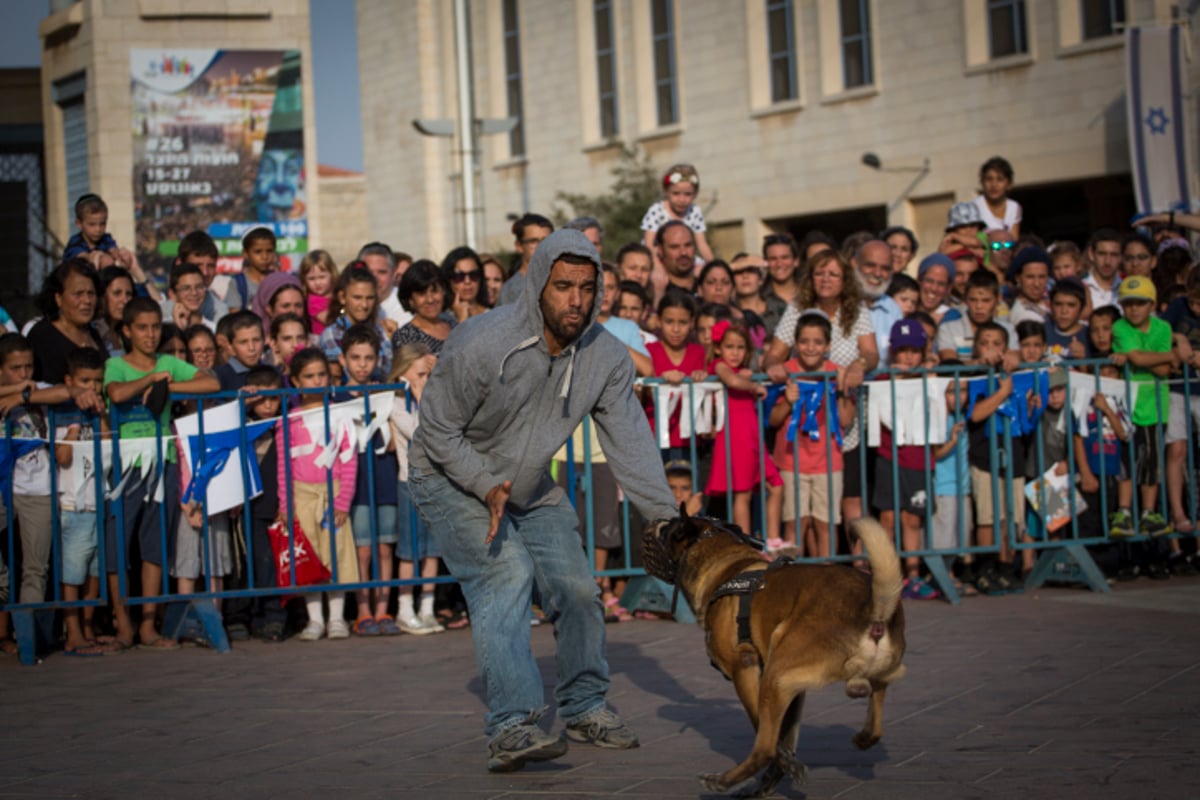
[517,228,605,339]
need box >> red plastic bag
[267,520,331,603]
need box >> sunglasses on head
[452,270,481,283]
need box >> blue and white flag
[1126,25,1193,214]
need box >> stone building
[357,0,1194,263]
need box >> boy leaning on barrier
[966,321,1033,594]
[1110,277,1174,543]
[54,347,114,656]
[103,297,219,650]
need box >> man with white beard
[854,239,903,362]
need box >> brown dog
[643,512,906,797]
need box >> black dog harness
[706,557,792,677]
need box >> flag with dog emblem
[1126,25,1193,214]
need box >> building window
[1081,0,1125,40]
[839,0,873,89]
[502,0,524,157]
[650,0,678,126]
[594,0,618,137]
[988,0,1028,58]
[766,0,797,102]
[53,72,89,224]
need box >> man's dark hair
[123,296,162,327]
[511,213,554,241]
[556,252,597,269]
[1087,227,1122,251]
[0,332,32,365]
[762,232,799,259]
[357,241,396,270]
[177,230,219,263]
[242,227,276,250]
[654,220,692,248]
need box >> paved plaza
[3,577,1199,799]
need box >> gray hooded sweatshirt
[410,228,677,521]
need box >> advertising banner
[131,48,307,279]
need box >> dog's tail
[852,517,903,623]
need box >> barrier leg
[922,556,960,606]
[1025,544,1111,594]
[11,609,39,665]
[164,599,231,653]
[619,575,696,624]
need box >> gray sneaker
[565,707,640,749]
[486,724,568,773]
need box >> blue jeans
[409,465,609,736]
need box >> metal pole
[454,0,478,249]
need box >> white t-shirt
[641,201,706,234]
[972,195,1022,231]
[935,315,1018,360]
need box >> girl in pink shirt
[278,347,358,641]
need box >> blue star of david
[1145,107,1169,135]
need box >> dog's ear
[679,501,689,521]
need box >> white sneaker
[297,620,324,641]
[327,618,350,639]
[418,611,445,633]
[397,614,437,635]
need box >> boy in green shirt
[1111,277,1176,540]
[104,297,218,649]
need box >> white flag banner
[1126,25,1194,214]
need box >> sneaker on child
[297,620,324,641]
[327,618,351,639]
[1109,509,1135,538]
[564,707,640,749]
[901,576,941,601]
[417,611,446,633]
[1139,512,1172,537]
[397,614,438,635]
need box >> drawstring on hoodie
[498,335,541,383]
[498,335,579,401]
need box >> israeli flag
[1126,25,1194,214]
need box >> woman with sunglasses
[393,259,455,355]
[441,246,491,322]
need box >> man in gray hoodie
[410,229,678,773]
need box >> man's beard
[859,278,885,301]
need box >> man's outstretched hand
[485,480,513,544]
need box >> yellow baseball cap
[1117,276,1156,304]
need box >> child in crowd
[1025,368,1071,540]
[967,321,1030,594]
[972,157,1023,235]
[167,262,213,331]
[616,281,658,344]
[63,193,124,262]
[158,324,187,360]
[54,347,113,655]
[642,164,715,264]
[241,366,289,641]
[705,320,782,543]
[1045,278,1089,361]
[339,325,402,636]
[1016,321,1048,366]
[1088,305,1121,359]
[617,242,654,292]
[1049,241,1084,282]
[0,335,53,614]
[874,321,939,599]
[1122,233,1157,278]
[695,302,733,362]
[215,311,267,393]
[320,264,393,379]
[909,311,941,367]
[665,460,704,516]
[104,297,219,649]
[300,250,339,336]
[645,291,708,460]
[279,347,359,641]
[389,343,445,634]
[1161,270,1200,538]
[175,230,228,323]
[1111,277,1173,538]
[768,311,857,557]
[886,274,920,316]
[936,270,1017,365]
[1076,364,1135,537]
[184,325,219,371]
[269,312,310,372]
[931,377,971,559]
[1007,248,1051,326]
[226,227,278,311]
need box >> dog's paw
[776,751,808,784]
[851,730,881,750]
[698,772,728,792]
